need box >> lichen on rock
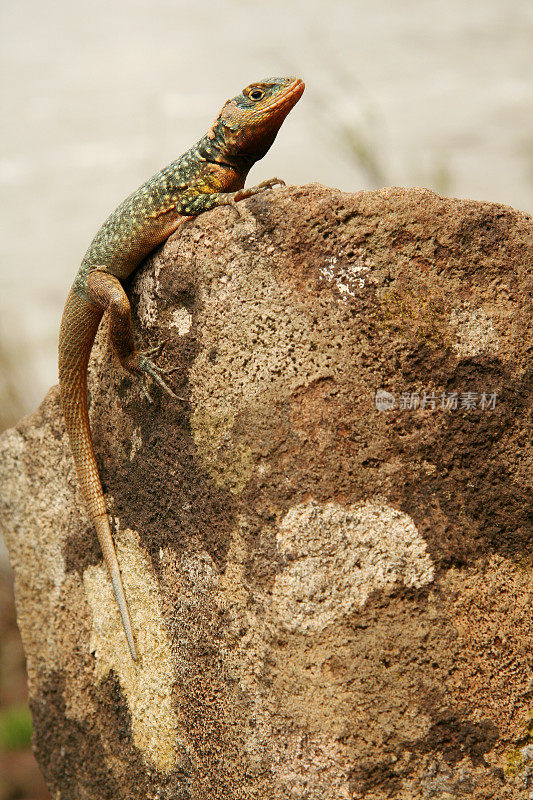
[272,499,435,632]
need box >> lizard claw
[232,177,286,204]
[137,349,186,402]
[230,197,243,218]
[256,177,286,190]
[141,339,170,359]
[139,380,154,404]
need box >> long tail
[59,289,137,660]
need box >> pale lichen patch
[450,306,499,358]
[83,528,178,773]
[272,500,435,632]
[271,733,353,799]
[136,267,161,328]
[319,247,373,298]
[129,427,142,461]
[170,306,193,335]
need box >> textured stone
[271,500,434,632]
[0,184,532,799]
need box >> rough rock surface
[1,184,532,799]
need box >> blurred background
[0,0,532,796]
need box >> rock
[0,184,532,799]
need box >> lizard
[58,76,305,661]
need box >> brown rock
[1,184,532,799]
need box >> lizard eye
[249,88,265,101]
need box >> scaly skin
[59,77,305,660]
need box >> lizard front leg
[232,177,285,202]
[174,177,285,216]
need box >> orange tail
[59,289,137,659]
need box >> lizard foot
[137,349,186,404]
[233,176,286,202]
[140,339,169,360]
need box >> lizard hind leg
[86,270,178,400]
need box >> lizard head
[213,76,305,161]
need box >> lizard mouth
[265,77,305,117]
